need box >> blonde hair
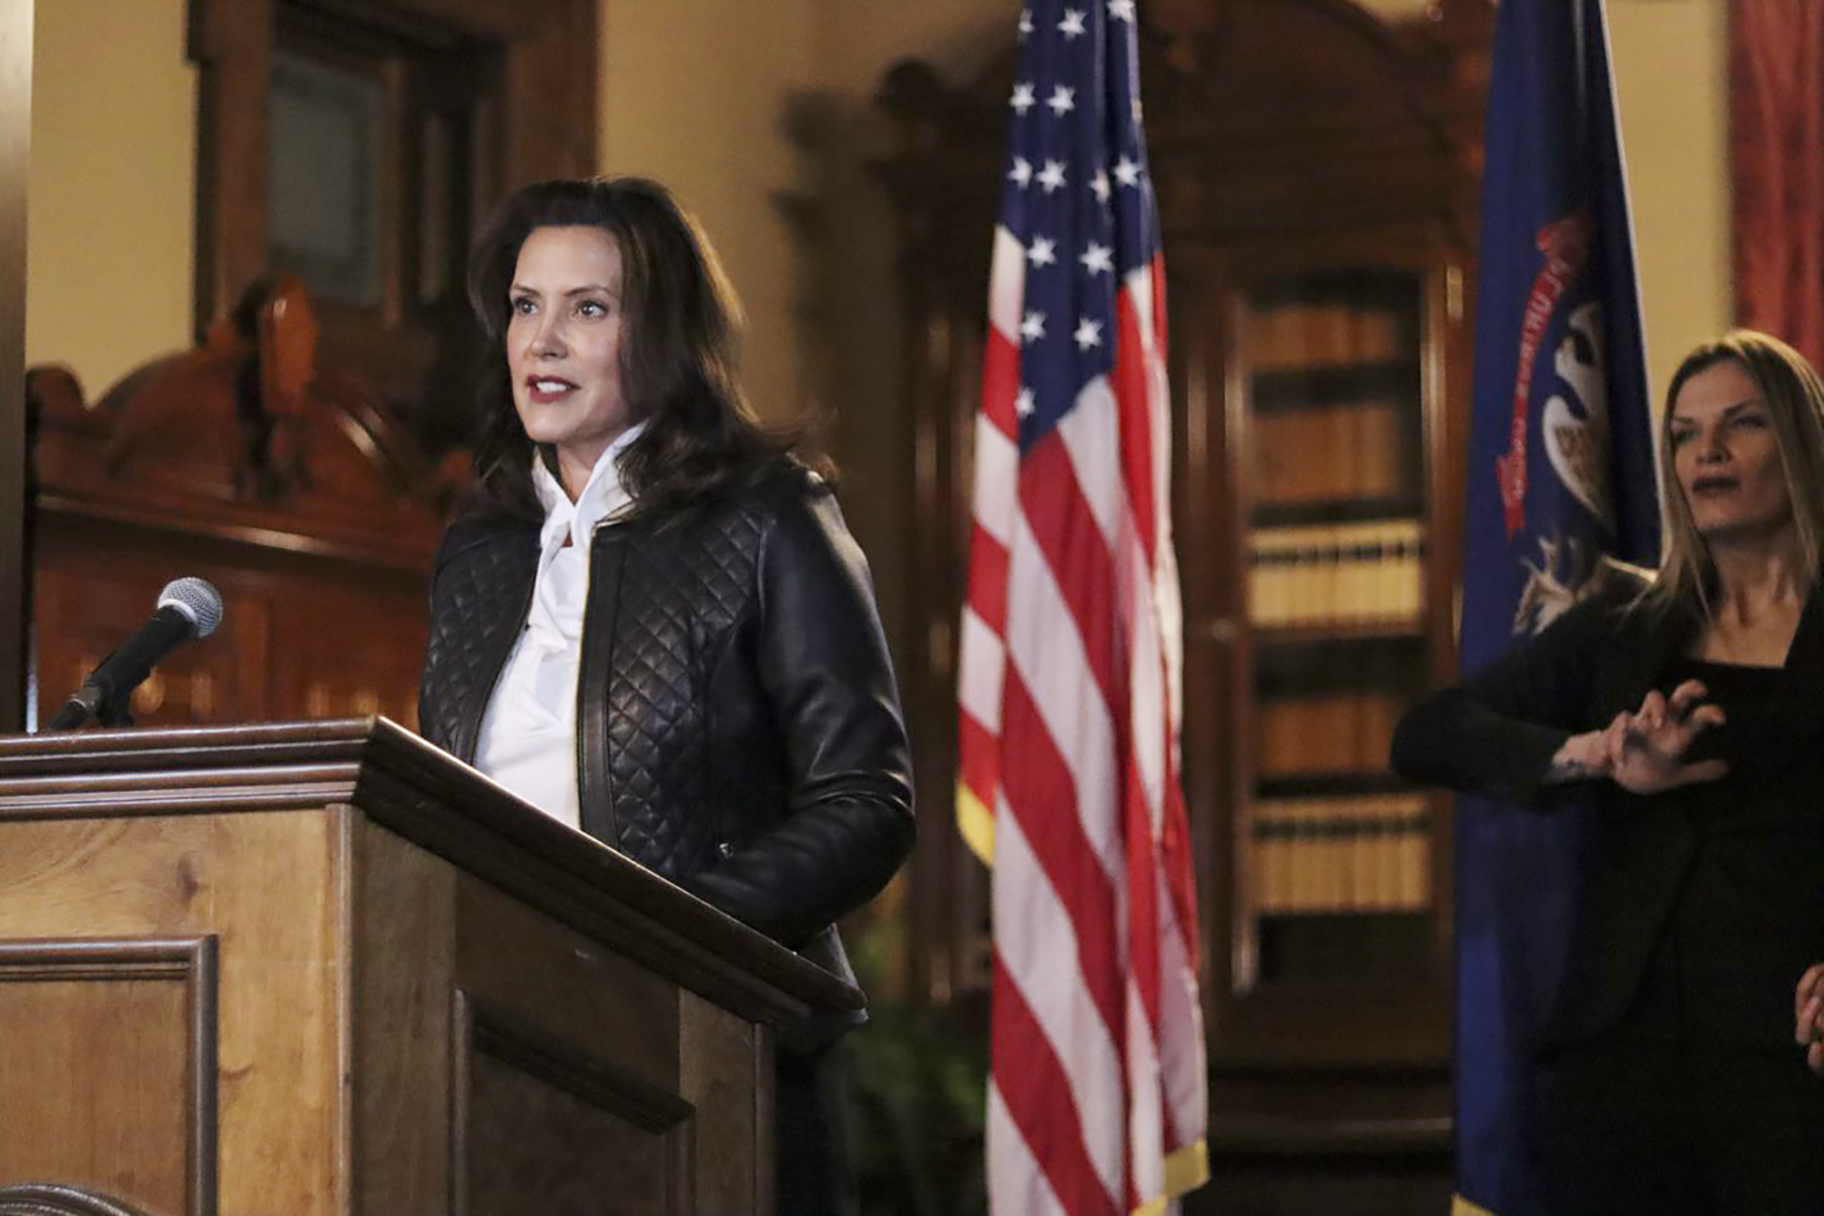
[1640,329,1824,619]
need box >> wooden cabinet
[1180,239,1468,1073]
[1234,268,1436,983]
[26,278,457,733]
[875,0,1492,1194]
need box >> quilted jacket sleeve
[680,481,916,948]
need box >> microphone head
[158,577,225,639]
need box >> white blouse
[473,427,644,828]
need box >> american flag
[955,2,1209,1212]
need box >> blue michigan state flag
[1454,2,1659,1213]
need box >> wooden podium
[0,719,861,1216]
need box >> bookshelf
[1235,272,1439,990]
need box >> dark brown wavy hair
[466,176,811,519]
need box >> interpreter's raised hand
[1795,963,1824,1076]
[1551,680,1728,792]
[1600,680,1728,794]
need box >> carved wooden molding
[28,277,458,576]
[0,1185,153,1216]
[0,720,859,1033]
[0,938,219,1216]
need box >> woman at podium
[1393,330,1824,1213]
[418,175,914,1216]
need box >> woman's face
[507,225,631,491]
[1669,358,1792,541]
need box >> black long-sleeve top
[1392,569,1824,1049]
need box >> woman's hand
[1547,680,1727,793]
[1795,964,1824,1075]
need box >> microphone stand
[46,668,137,731]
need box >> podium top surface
[0,716,864,1025]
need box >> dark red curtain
[1730,0,1824,370]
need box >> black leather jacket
[418,467,914,1033]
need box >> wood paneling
[0,719,842,1215]
[0,938,216,1216]
[0,813,345,1215]
[458,997,694,1216]
[678,990,768,1216]
[27,277,450,734]
[349,811,454,1213]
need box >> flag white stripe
[994,793,1127,1204]
[1127,587,1168,822]
[974,414,1021,549]
[1126,977,1167,1201]
[1140,275,1187,739]
[1057,375,1123,550]
[1005,512,1123,879]
[988,1080,1071,1216]
[1156,906,1208,1142]
[958,606,1007,734]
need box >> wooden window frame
[187,0,598,338]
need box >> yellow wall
[26,0,194,397]
[22,0,1734,423]
[1610,0,1733,411]
[599,0,817,426]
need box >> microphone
[49,577,225,730]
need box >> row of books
[1249,520,1424,627]
[1251,400,1408,505]
[1249,794,1432,912]
[1243,301,1411,372]
[1257,690,1405,776]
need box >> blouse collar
[531,423,647,549]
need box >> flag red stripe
[1124,756,1164,1033]
[958,706,1001,812]
[1112,285,1159,564]
[970,9,1208,1208]
[982,323,1023,438]
[1017,432,1120,708]
[1001,671,1126,1044]
[968,525,1010,635]
[1150,252,1169,356]
[1161,760,1201,972]
[993,954,1123,1216]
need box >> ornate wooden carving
[27,275,460,733]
